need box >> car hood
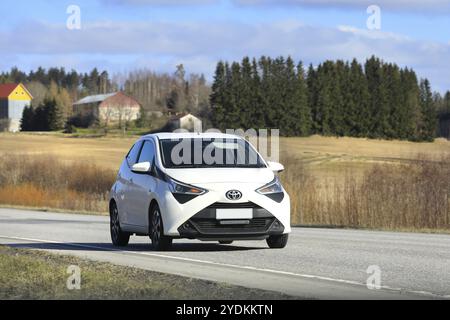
[164,168,275,185]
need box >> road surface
[0,208,449,300]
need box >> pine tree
[251,58,265,129]
[239,57,254,129]
[46,98,65,131]
[419,79,437,141]
[315,62,334,135]
[365,56,390,138]
[307,64,320,133]
[346,59,370,136]
[20,106,36,131]
[258,56,275,129]
[210,61,227,130]
[384,63,402,139]
[444,91,450,113]
[281,56,298,136]
[227,62,243,130]
[33,102,50,131]
[399,68,420,140]
[330,60,346,136]
[295,62,312,136]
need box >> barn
[0,83,33,132]
[73,92,141,126]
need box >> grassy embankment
[0,245,291,300]
[0,133,449,232]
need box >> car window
[138,140,155,164]
[159,138,266,169]
[126,141,143,167]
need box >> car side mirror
[267,161,285,173]
[131,162,151,174]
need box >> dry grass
[281,153,450,231]
[0,154,116,213]
[1,133,449,171]
[0,132,135,170]
[0,133,449,231]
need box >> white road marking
[0,234,448,299]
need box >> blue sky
[1,0,450,92]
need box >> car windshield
[159,138,266,169]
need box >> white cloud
[0,19,449,91]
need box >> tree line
[210,56,447,141]
[1,65,209,131]
[1,57,449,140]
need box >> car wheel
[266,234,288,249]
[150,204,172,251]
[110,202,130,247]
[218,241,233,245]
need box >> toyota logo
[226,190,242,201]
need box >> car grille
[190,217,274,234]
[207,202,261,209]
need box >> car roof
[144,132,245,140]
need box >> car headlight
[168,177,207,195]
[256,176,283,194]
[256,177,285,202]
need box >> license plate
[216,208,253,220]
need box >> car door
[122,141,144,226]
[127,139,157,228]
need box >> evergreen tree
[294,62,312,136]
[227,62,243,130]
[347,59,370,136]
[46,98,65,131]
[330,60,346,136]
[210,61,227,130]
[307,64,320,133]
[259,56,273,129]
[33,103,50,131]
[20,106,36,131]
[239,57,254,129]
[399,68,421,140]
[315,62,334,135]
[444,91,450,113]
[365,56,390,138]
[250,58,265,129]
[384,63,402,138]
[419,79,437,141]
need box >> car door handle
[129,178,134,184]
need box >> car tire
[110,201,130,247]
[150,204,172,251]
[218,241,233,245]
[266,234,288,249]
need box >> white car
[109,132,291,250]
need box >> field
[2,132,450,170]
[0,132,449,231]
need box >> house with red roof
[73,92,141,126]
[0,83,33,132]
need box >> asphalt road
[0,208,449,300]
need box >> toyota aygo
[109,132,291,250]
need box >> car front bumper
[159,182,291,239]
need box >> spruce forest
[1,56,450,141]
